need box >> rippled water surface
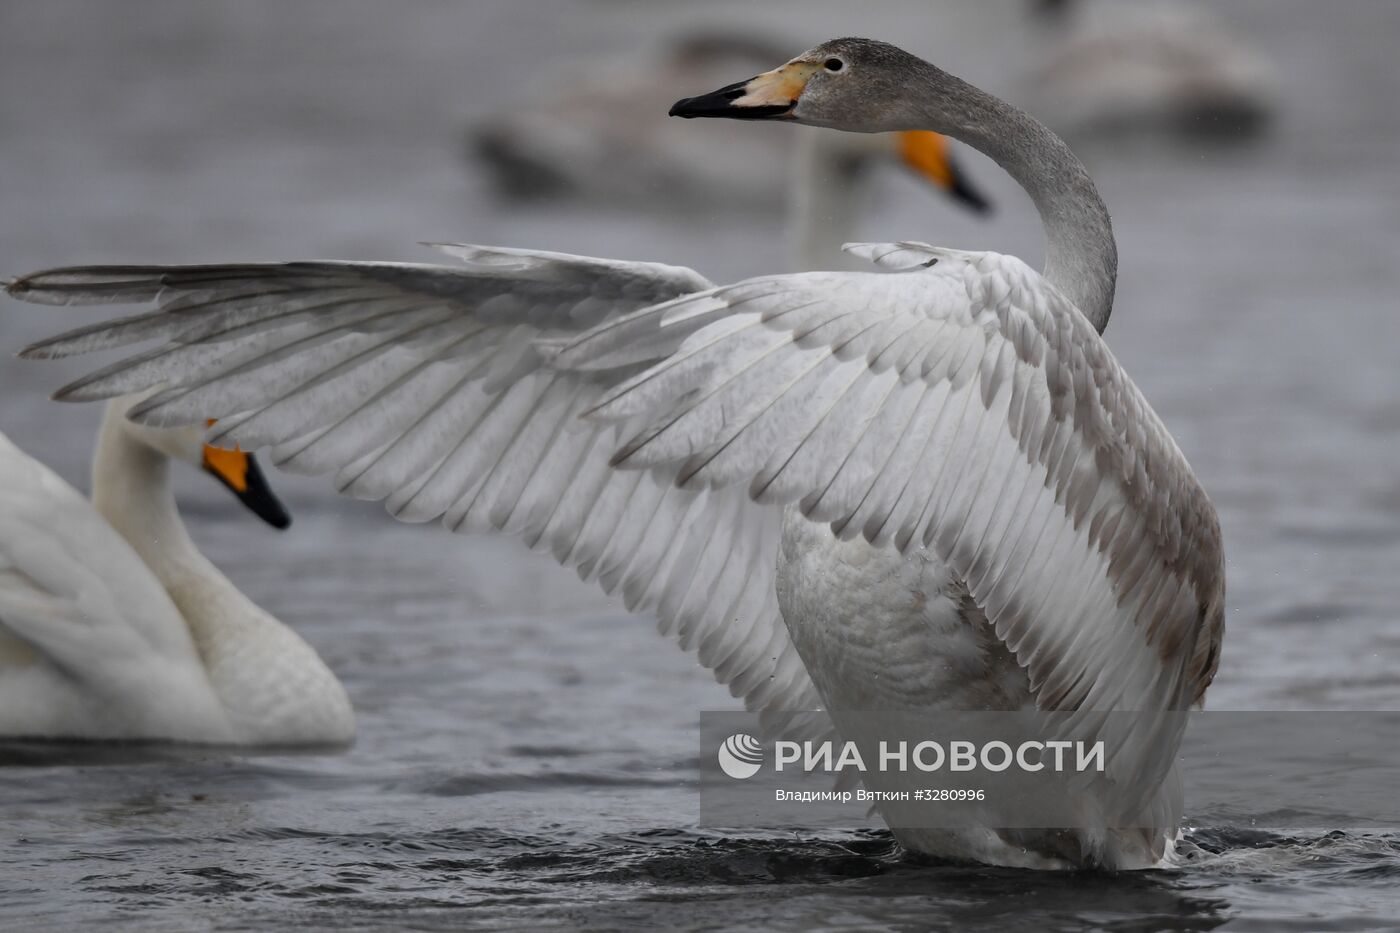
[2,1,1399,929]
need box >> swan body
[5,37,1223,868]
[776,511,1029,713]
[0,397,354,745]
[1028,1,1275,139]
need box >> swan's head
[109,397,291,530]
[668,38,983,206]
[669,38,938,133]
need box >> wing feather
[6,243,1226,793]
[558,247,1225,807]
[6,252,820,732]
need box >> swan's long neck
[91,404,262,655]
[91,406,209,586]
[790,128,869,271]
[90,401,354,744]
[911,67,1117,332]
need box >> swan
[0,394,355,745]
[789,125,987,271]
[471,32,990,225]
[4,37,1223,868]
[1026,0,1275,139]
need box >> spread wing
[552,241,1225,805]
[5,246,824,728]
[6,240,1225,797]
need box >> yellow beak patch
[736,61,820,110]
[198,420,291,529]
[899,131,956,190]
[897,131,991,213]
[202,423,250,495]
[203,445,250,493]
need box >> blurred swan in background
[788,125,986,271]
[6,37,1223,868]
[1027,0,1275,139]
[0,395,354,744]
[469,31,990,241]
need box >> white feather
[7,236,1224,867]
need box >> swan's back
[0,431,233,740]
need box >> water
[1,0,1399,928]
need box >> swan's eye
[824,58,844,72]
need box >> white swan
[789,126,987,271]
[1027,0,1275,139]
[470,31,989,230]
[4,38,1223,868]
[0,395,354,745]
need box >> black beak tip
[960,190,994,216]
[208,455,293,531]
[944,152,994,217]
[667,80,784,120]
[951,179,993,217]
[242,458,292,531]
[262,505,292,531]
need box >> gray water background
[0,0,1398,928]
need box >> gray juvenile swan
[5,38,1223,869]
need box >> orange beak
[202,422,290,529]
[898,131,991,214]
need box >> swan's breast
[162,571,356,746]
[773,508,1029,713]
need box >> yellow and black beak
[898,130,991,214]
[670,64,991,216]
[670,60,819,120]
[202,444,291,530]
